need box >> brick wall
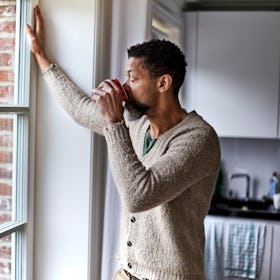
[0,0,16,279]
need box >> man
[26,6,220,280]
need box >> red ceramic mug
[113,79,128,102]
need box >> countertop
[208,196,280,221]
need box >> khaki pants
[113,269,130,280]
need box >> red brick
[0,199,12,211]
[0,183,12,196]
[0,38,15,51]
[0,168,12,179]
[0,261,11,274]
[0,5,16,18]
[0,70,14,83]
[0,21,16,33]
[0,213,11,223]
[0,246,11,258]
[0,53,14,67]
[0,134,13,147]
[0,118,13,131]
[0,151,12,164]
[0,98,14,104]
[0,234,11,243]
[0,86,14,98]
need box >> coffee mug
[273,193,280,210]
[113,79,128,102]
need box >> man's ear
[157,74,172,93]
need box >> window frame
[0,0,37,279]
[152,0,184,47]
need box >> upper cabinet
[152,0,184,46]
[184,12,280,138]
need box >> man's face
[123,57,158,120]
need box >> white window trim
[0,0,38,279]
[87,0,111,279]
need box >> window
[0,0,34,279]
[152,0,183,47]
[152,0,184,103]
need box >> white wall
[34,0,95,279]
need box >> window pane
[0,233,12,279]
[0,1,17,105]
[0,114,13,226]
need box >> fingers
[33,6,45,49]
[91,79,123,103]
[34,6,44,36]
[25,24,37,46]
[90,88,106,103]
[90,86,124,125]
[24,6,41,39]
[98,79,120,94]
[25,24,34,36]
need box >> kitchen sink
[208,195,280,220]
[216,197,270,211]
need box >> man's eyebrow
[125,69,137,74]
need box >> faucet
[229,173,251,200]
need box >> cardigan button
[128,262,132,269]
[127,241,132,247]
[130,216,136,223]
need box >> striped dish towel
[204,219,224,280]
[224,222,266,279]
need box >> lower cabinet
[271,225,280,280]
[205,216,280,280]
[260,224,273,280]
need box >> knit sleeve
[104,121,221,213]
[42,64,106,135]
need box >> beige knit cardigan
[42,64,220,280]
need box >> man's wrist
[35,50,51,72]
[108,117,125,127]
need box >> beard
[124,96,150,121]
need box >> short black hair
[127,39,187,96]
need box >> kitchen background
[182,6,280,201]
[179,3,280,280]
[220,138,280,200]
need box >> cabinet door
[271,225,280,280]
[278,108,280,138]
[259,224,273,280]
[185,12,280,138]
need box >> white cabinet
[205,215,272,280]
[184,12,280,138]
[271,225,280,280]
[260,224,273,280]
[205,216,279,280]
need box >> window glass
[152,18,181,46]
[0,233,13,279]
[0,114,14,226]
[0,1,16,105]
